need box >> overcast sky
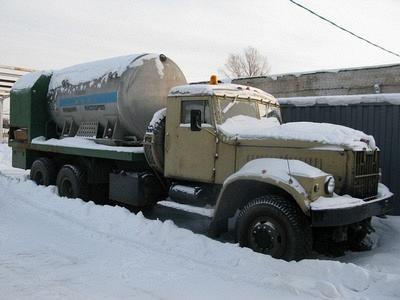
[1,0,399,82]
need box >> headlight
[325,176,335,194]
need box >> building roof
[0,65,34,100]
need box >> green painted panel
[10,74,51,141]
[11,148,36,169]
[10,90,31,128]
[11,149,26,169]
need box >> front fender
[209,158,328,237]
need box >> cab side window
[181,100,211,124]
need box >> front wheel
[236,195,312,261]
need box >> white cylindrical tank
[48,53,186,139]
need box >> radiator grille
[351,151,380,199]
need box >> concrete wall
[2,97,9,119]
[233,64,400,98]
[0,99,3,142]
[0,97,10,140]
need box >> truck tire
[30,157,56,186]
[236,195,312,261]
[56,164,87,199]
[348,218,373,251]
[144,113,166,174]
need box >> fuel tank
[48,53,186,140]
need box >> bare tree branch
[224,54,245,78]
[221,47,271,79]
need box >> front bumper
[310,183,393,227]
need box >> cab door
[164,97,217,183]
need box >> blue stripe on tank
[58,91,118,107]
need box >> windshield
[218,97,281,123]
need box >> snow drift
[0,143,399,299]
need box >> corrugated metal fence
[279,94,400,215]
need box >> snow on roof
[169,83,278,104]
[217,115,376,151]
[48,53,165,90]
[236,63,400,81]
[31,136,144,153]
[11,71,51,91]
[278,93,400,106]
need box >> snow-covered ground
[0,142,399,299]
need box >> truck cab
[164,82,279,183]
[9,60,393,261]
[145,78,393,260]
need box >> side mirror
[190,109,202,131]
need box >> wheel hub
[61,179,74,198]
[34,172,44,185]
[250,221,281,253]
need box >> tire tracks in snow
[1,172,400,299]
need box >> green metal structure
[10,74,51,168]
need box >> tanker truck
[9,53,393,261]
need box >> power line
[288,0,400,58]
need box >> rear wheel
[236,195,312,261]
[56,164,87,199]
[30,157,56,186]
